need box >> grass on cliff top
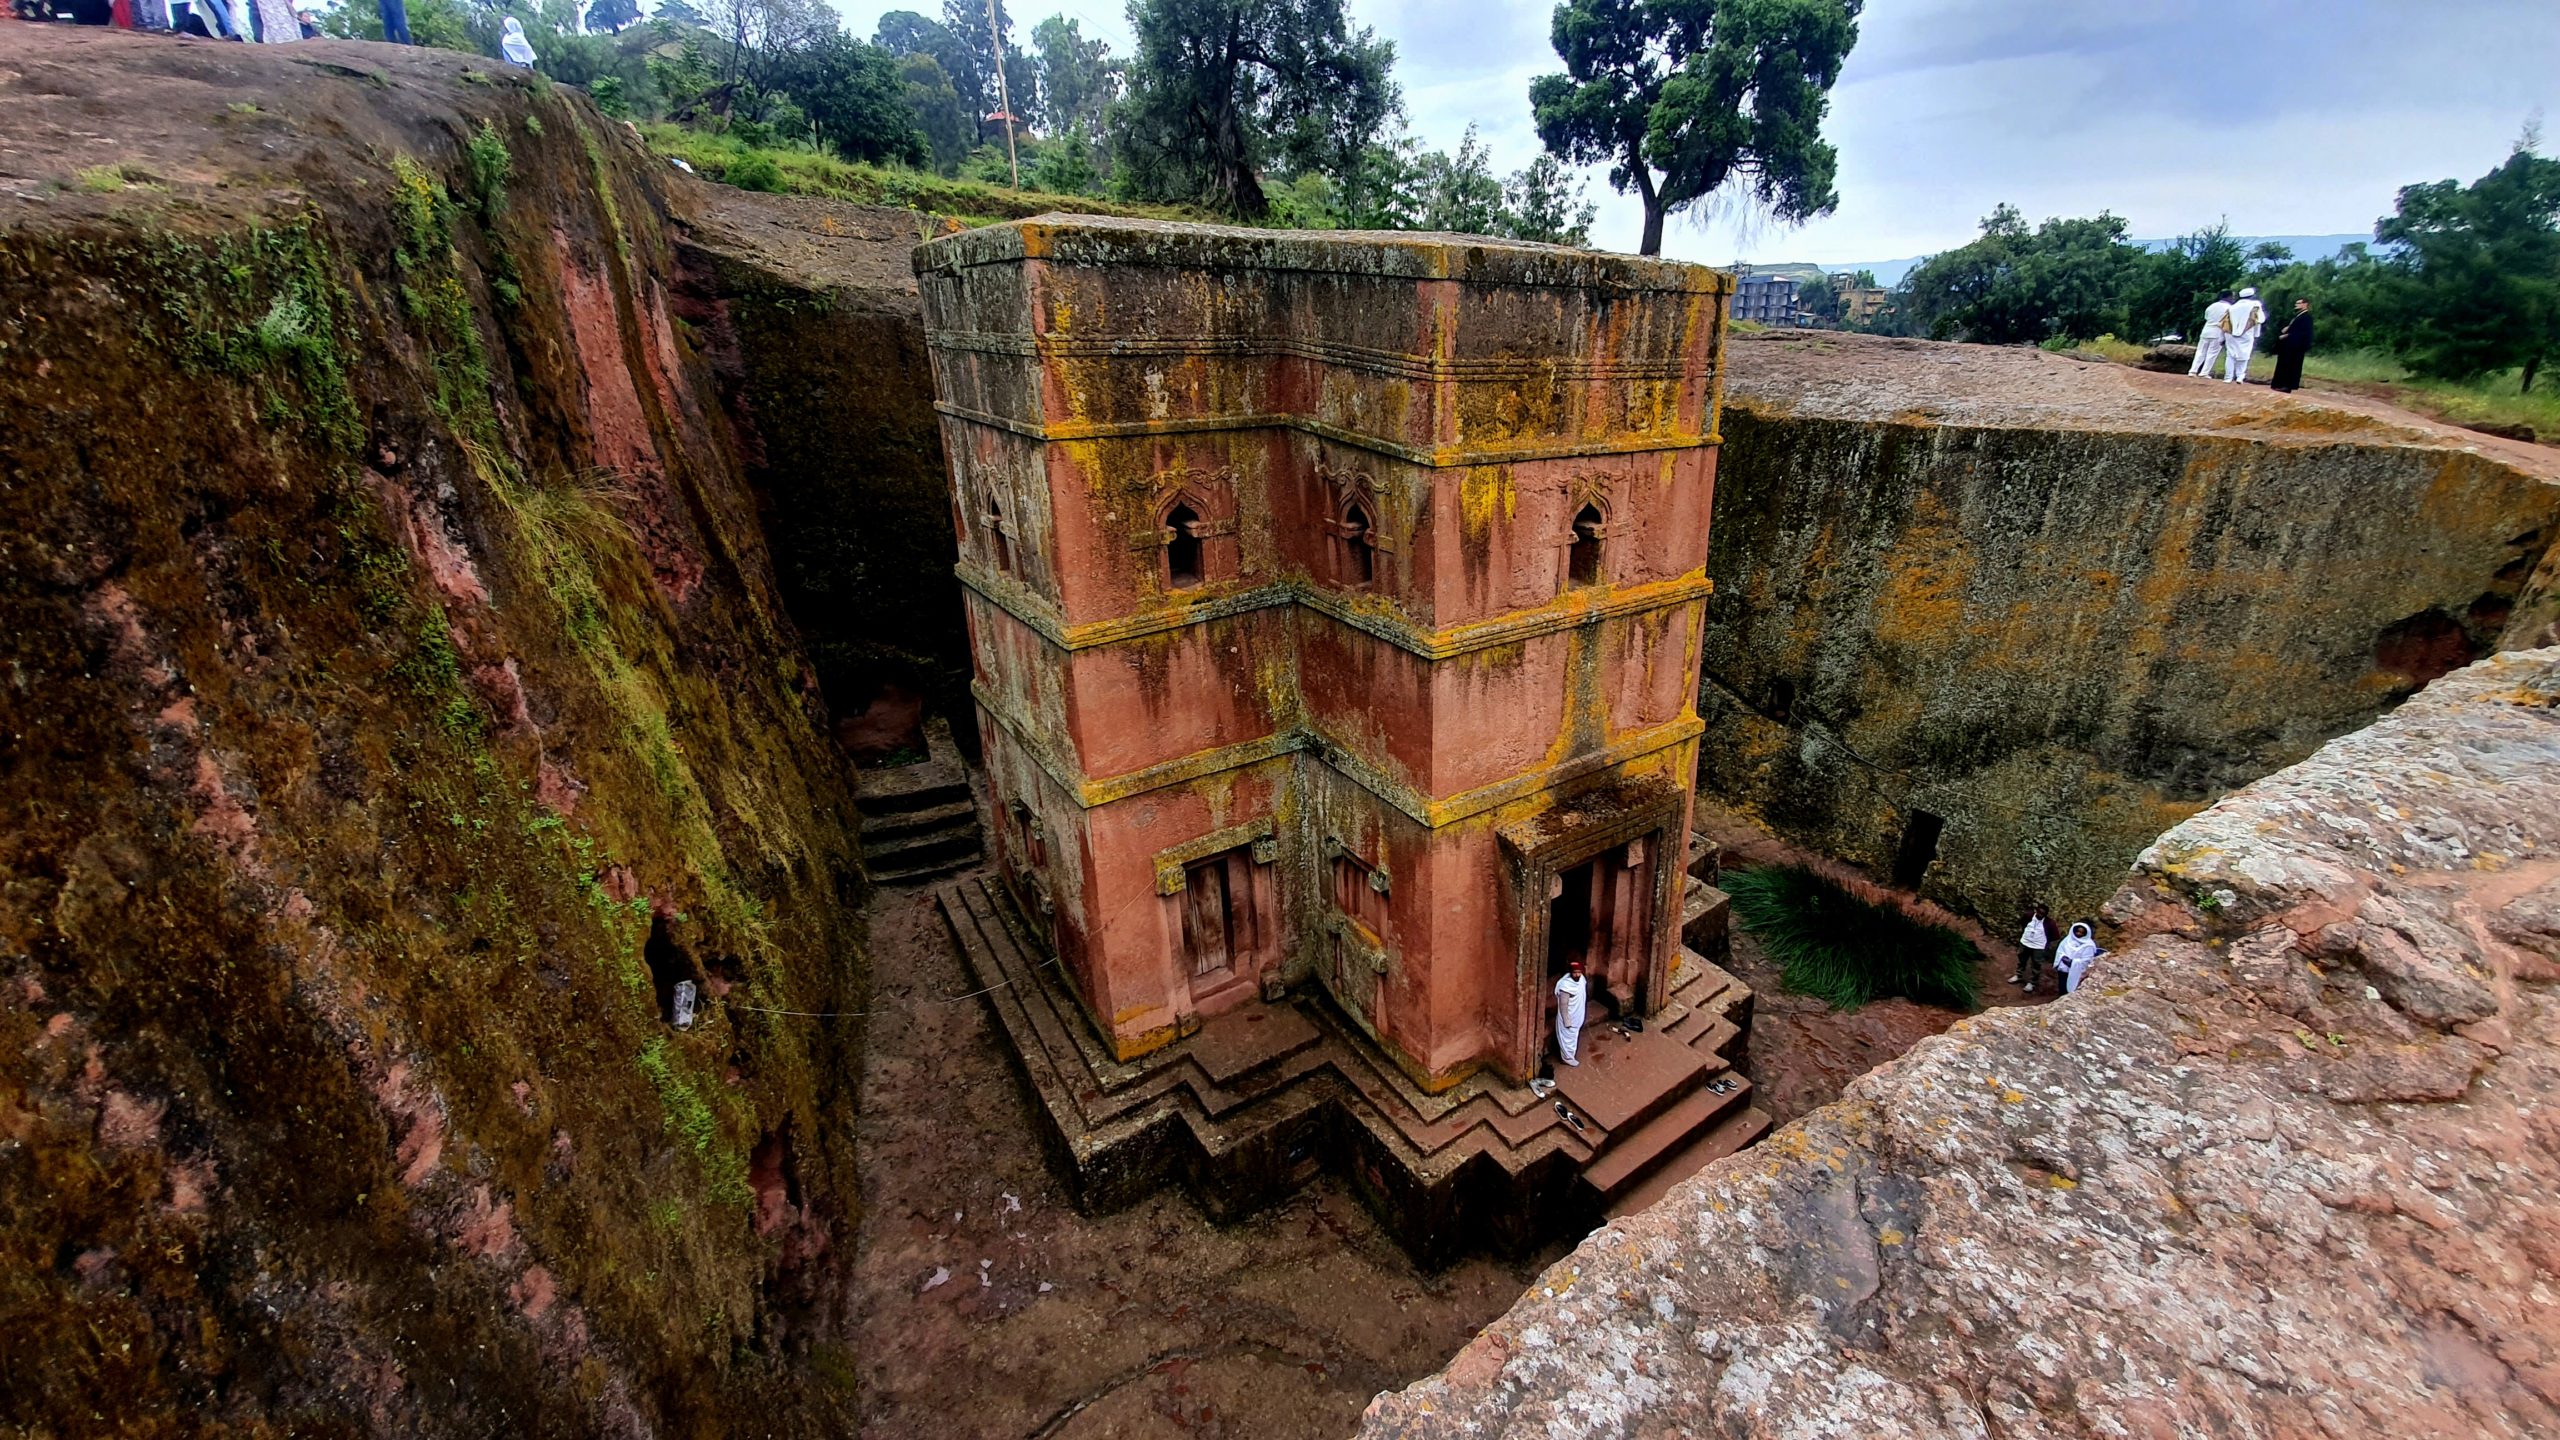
[2299,348,2558,442]
[1725,863,1981,1012]
[640,125,1205,228]
[2065,333,2555,443]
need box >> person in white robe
[500,16,539,67]
[2223,287,2267,383]
[1552,959,1589,1068]
[2057,923,2101,994]
[2190,292,2233,378]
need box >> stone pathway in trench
[848,883,1559,1440]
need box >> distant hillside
[1833,234,2370,288]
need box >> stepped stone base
[937,872,1761,1266]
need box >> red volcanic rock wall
[919,218,1728,1087]
[0,32,863,1435]
[1363,646,2560,1438]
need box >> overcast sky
[820,0,2560,267]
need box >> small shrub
[1724,863,1981,1011]
[723,150,784,194]
[465,119,512,221]
[73,165,127,194]
[588,76,630,120]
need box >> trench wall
[1700,396,2560,921]
[1366,645,2560,1438]
[674,197,970,755]
[0,34,864,1435]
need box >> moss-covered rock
[1701,331,2560,924]
[0,31,863,1435]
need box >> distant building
[1830,274,1891,327]
[1731,271,1807,327]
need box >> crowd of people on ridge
[15,0,538,66]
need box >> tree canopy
[2374,141,2560,388]
[1886,133,2559,393]
[1531,0,1860,255]
[1111,0,1399,219]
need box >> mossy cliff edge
[1702,330,2560,923]
[1,31,864,1434]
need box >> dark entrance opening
[1547,857,1597,979]
[643,914,691,1024]
[1892,810,1945,889]
[1164,503,1203,589]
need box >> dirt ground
[848,886,1559,1440]
[1695,808,2057,1127]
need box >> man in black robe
[2270,298,2314,393]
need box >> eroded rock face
[1702,330,2560,924]
[1,31,863,1434]
[1363,647,2560,1438]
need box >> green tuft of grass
[464,119,512,222]
[1724,864,1980,1011]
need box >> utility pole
[983,0,1020,189]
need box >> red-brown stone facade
[916,218,1731,1090]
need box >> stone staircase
[933,852,1765,1259]
[1558,934,1771,1220]
[856,716,982,885]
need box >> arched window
[1340,503,1375,587]
[1163,502,1204,590]
[1569,504,1604,586]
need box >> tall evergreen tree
[1530,0,1860,255]
[1112,0,1398,219]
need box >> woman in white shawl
[2056,922,2101,994]
[500,16,539,67]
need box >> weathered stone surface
[919,215,1728,1086]
[1363,647,2560,1439]
[0,31,864,1434]
[1701,330,2560,924]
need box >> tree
[1412,125,1506,235]
[1031,15,1119,135]
[692,0,837,118]
[913,1,1037,146]
[583,0,639,33]
[1112,0,1399,219]
[2124,222,2247,341]
[1032,15,1119,181]
[1530,0,1860,256]
[899,52,974,173]
[2375,136,2560,390]
[771,34,929,165]
[320,0,471,48]
[653,0,707,27]
[1503,154,1598,245]
[1897,205,2146,345]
